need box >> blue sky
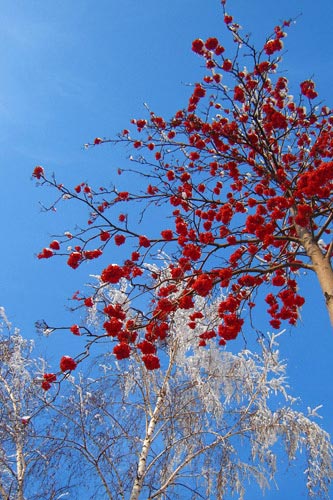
[1,1,333,498]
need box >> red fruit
[49,240,60,250]
[192,38,205,54]
[67,251,82,269]
[37,248,54,259]
[84,297,94,307]
[142,354,160,370]
[60,356,77,372]
[113,342,131,360]
[222,59,232,71]
[205,37,219,50]
[32,166,45,179]
[101,264,125,284]
[161,230,173,240]
[43,373,57,383]
[139,235,150,248]
[137,340,156,355]
[100,231,111,241]
[70,324,80,336]
[115,234,126,246]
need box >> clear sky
[1,1,333,498]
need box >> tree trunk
[129,402,162,500]
[129,352,175,500]
[16,433,25,500]
[296,224,333,328]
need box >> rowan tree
[33,2,333,370]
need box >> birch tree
[0,308,77,500]
[40,276,333,499]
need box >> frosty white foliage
[0,308,80,500]
[51,269,333,500]
[152,289,332,499]
[0,310,35,393]
[44,253,332,499]
[0,306,11,328]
